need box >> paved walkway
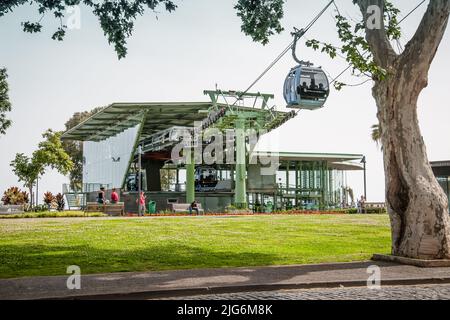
[1,261,450,299]
[164,284,450,300]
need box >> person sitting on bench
[189,200,199,215]
[110,188,119,204]
[97,187,105,204]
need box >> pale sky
[0,0,448,202]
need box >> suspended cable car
[195,166,218,191]
[283,29,330,110]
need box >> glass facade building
[83,126,139,188]
[431,161,450,207]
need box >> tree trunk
[374,60,450,259]
[354,0,450,260]
[28,186,33,210]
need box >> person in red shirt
[136,192,146,216]
[111,188,119,204]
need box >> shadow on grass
[0,243,282,278]
[0,241,388,281]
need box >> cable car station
[59,2,370,214]
[62,90,364,213]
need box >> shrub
[43,192,55,206]
[347,207,387,214]
[364,207,387,214]
[33,204,48,212]
[1,187,29,205]
[0,211,106,219]
[55,193,65,211]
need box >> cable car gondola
[195,166,218,191]
[283,29,330,110]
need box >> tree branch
[355,0,397,68]
[402,0,450,69]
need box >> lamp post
[138,145,142,216]
[36,176,39,207]
[361,156,367,200]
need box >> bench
[104,203,125,216]
[0,205,24,215]
[170,203,204,214]
[364,202,386,214]
[85,202,104,213]
[85,202,125,216]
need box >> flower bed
[0,211,107,219]
[125,210,349,217]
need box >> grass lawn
[0,214,391,279]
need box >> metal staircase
[65,193,86,209]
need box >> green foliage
[234,0,285,45]
[305,39,337,58]
[51,27,66,41]
[0,210,106,219]
[10,153,44,194]
[33,204,49,212]
[306,1,401,87]
[333,81,346,91]
[236,0,402,89]
[0,68,12,135]
[347,207,387,214]
[11,129,73,204]
[0,0,177,59]
[157,209,176,215]
[21,21,42,33]
[384,1,401,40]
[35,129,73,175]
[1,187,29,205]
[371,123,381,147]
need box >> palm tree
[371,124,381,148]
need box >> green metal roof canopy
[253,151,365,171]
[62,102,214,141]
[62,100,288,142]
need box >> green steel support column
[234,118,247,209]
[329,169,333,205]
[286,161,290,194]
[325,164,328,206]
[186,148,195,203]
[329,169,334,205]
[320,161,326,209]
[295,162,299,207]
[285,161,290,210]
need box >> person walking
[360,195,366,214]
[357,195,366,214]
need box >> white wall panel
[83,126,139,188]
